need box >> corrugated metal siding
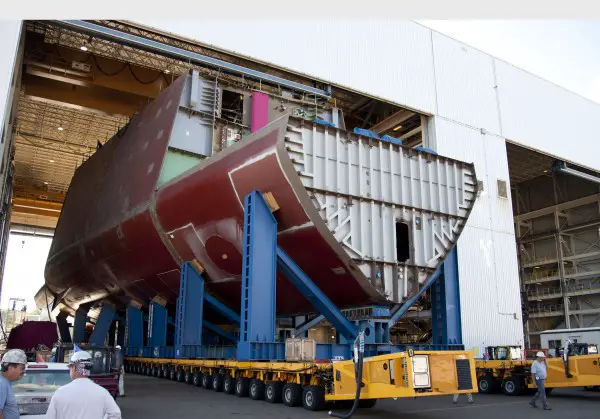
[433,118,491,231]
[432,32,501,134]
[140,20,438,114]
[495,59,600,171]
[483,133,515,235]
[0,21,22,163]
[457,226,525,355]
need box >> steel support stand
[56,312,72,343]
[431,248,462,345]
[89,304,116,346]
[126,306,144,356]
[107,321,116,347]
[238,191,278,360]
[73,307,88,344]
[149,299,168,350]
[116,319,126,347]
[175,262,205,358]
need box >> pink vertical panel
[251,92,269,132]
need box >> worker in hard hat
[529,351,552,410]
[45,350,121,419]
[0,349,27,419]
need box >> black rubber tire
[265,381,283,403]
[202,374,214,390]
[224,376,236,394]
[502,377,523,396]
[478,376,495,394]
[213,374,224,392]
[249,379,265,400]
[176,369,185,383]
[236,377,250,397]
[282,383,302,407]
[302,386,326,411]
[170,368,177,380]
[192,371,203,387]
[145,366,152,376]
[133,364,139,374]
[184,370,193,385]
[152,366,159,377]
[158,368,166,378]
[358,399,378,409]
[545,388,553,396]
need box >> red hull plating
[45,75,383,315]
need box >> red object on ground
[6,321,58,350]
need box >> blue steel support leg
[73,307,88,344]
[175,262,205,358]
[204,294,240,325]
[238,191,278,360]
[56,312,72,343]
[424,248,462,345]
[149,300,168,351]
[389,267,443,328]
[277,247,358,340]
[89,304,117,346]
[126,306,144,356]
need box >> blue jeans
[531,379,548,408]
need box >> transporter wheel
[170,368,177,380]
[249,379,265,400]
[153,366,160,377]
[133,364,139,374]
[265,381,283,403]
[545,388,553,396]
[145,366,152,376]
[176,369,185,382]
[478,376,495,394]
[192,371,202,387]
[159,367,166,378]
[358,399,378,409]
[213,374,224,392]
[236,377,250,397]
[224,376,236,394]
[282,383,302,407]
[502,377,523,396]
[302,386,325,411]
[184,370,193,385]
[163,367,171,379]
[202,374,214,390]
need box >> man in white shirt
[45,350,121,419]
[529,351,551,411]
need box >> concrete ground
[119,374,600,419]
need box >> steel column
[238,191,278,360]
[175,262,205,358]
[89,304,116,346]
[126,306,144,352]
[56,312,72,343]
[73,307,88,344]
[431,248,462,345]
[149,300,168,348]
[107,321,116,347]
[277,247,358,340]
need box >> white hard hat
[2,349,28,365]
[536,351,546,358]
[68,351,93,366]
[115,345,121,350]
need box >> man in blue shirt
[0,349,28,419]
[529,351,552,411]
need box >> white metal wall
[0,21,22,165]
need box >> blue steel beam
[116,320,126,347]
[431,249,462,345]
[56,21,330,98]
[276,247,358,340]
[73,307,88,343]
[293,315,325,338]
[149,301,168,348]
[204,294,240,325]
[203,321,237,343]
[89,304,116,345]
[126,306,144,348]
[239,191,278,343]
